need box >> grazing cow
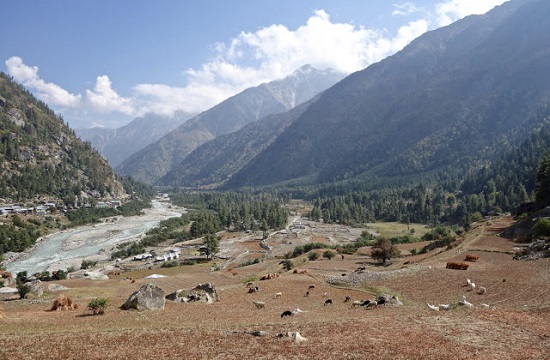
[280,310,293,318]
[324,299,333,306]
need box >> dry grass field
[1,217,549,359]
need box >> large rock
[83,271,109,280]
[165,283,219,304]
[122,283,165,310]
[25,280,43,298]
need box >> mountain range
[116,0,549,191]
[114,65,345,184]
[223,0,550,188]
[76,112,194,167]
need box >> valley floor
[1,217,549,359]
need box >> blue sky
[1,0,508,129]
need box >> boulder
[83,271,109,280]
[25,280,43,298]
[122,283,165,310]
[165,283,219,304]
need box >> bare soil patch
[1,217,549,359]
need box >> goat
[248,286,259,294]
[324,299,333,306]
[292,308,307,314]
[477,286,486,295]
[365,301,377,309]
[467,281,476,291]
[391,296,403,306]
[376,298,386,307]
[438,304,451,311]
[246,281,254,288]
[344,295,352,303]
[252,300,265,309]
[427,303,439,311]
[459,295,474,308]
[480,303,491,309]
[280,310,293,318]
[308,284,316,290]
[360,299,374,307]
[274,292,282,299]
[352,300,362,307]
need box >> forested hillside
[0,72,127,205]
[159,96,320,188]
[225,0,550,189]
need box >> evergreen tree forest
[293,124,550,227]
[171,191,288,233]
[0,73,124,203]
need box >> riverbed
[5,200,185,275]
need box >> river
[5,199,184,275]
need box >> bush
[242,276,258,285]
[308,252,319,261]
[280,259,293,270]
[161,261,179,268]
[237,258,260,268]
[17,283,31,299]
[323,250,335,260]
[88,298,109,315]
[80,260,97,270]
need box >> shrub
[323,250,335,260]
[280,259,293,270]
[308,252,319,261]
[242,276,258,285]
[161,261,179,268]
[237,258,260,268]
[88,298,109,315]
[17,283,31,299]
[80,260,97,270]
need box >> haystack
[50,295,79,311]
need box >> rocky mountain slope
[0,72,126,204]
[158,95,320,187]
[225,0,550,188]
[115,65,345,184]
[76,111,194,167]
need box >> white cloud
[86,75,135,115]
[134,10,429,116]
[393,2,419,16]
[5,2,510,128]
[5,56,81,108]
[435,0,509,27]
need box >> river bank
[5,200,185,275]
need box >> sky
[1,0,509,129]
